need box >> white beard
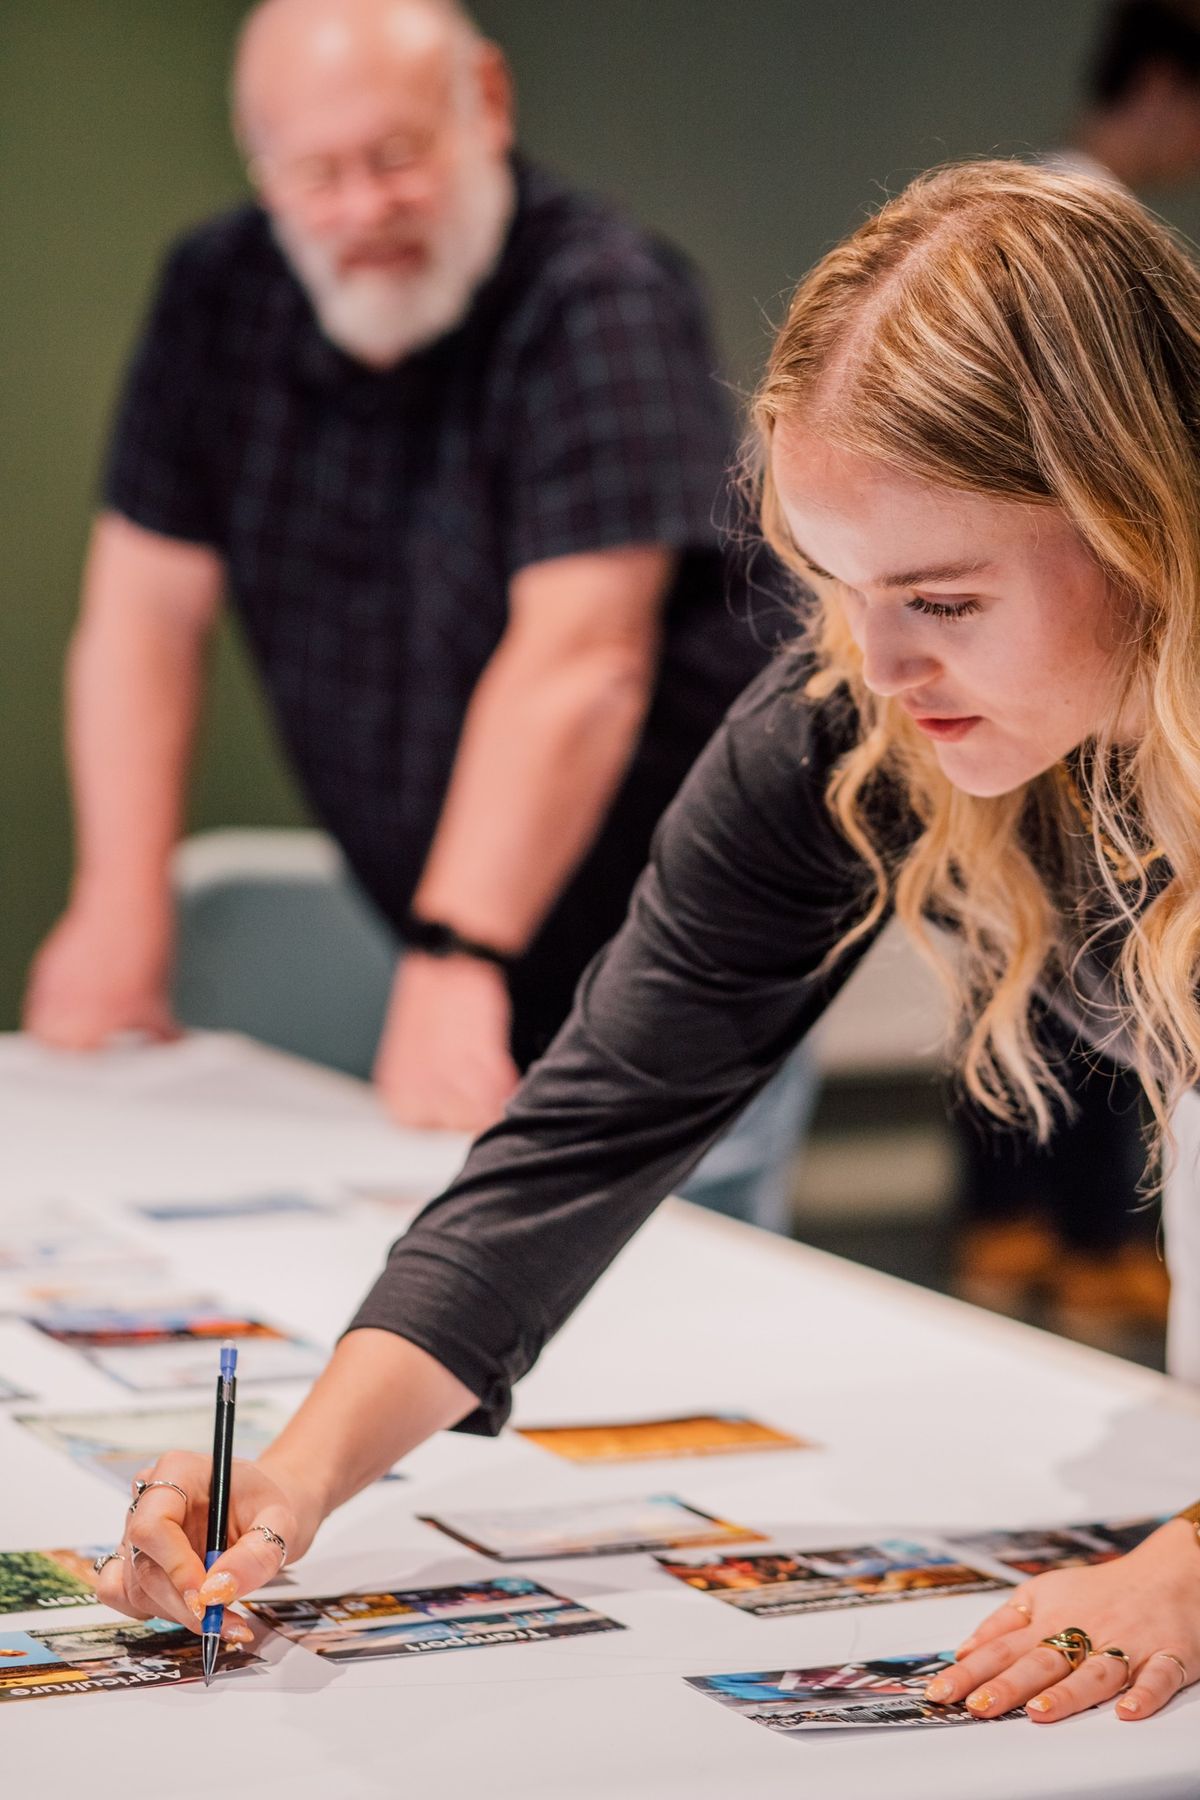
[275,147,515,367]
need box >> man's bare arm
[24,511,224,1047]
[374,543,674,1128]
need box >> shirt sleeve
[347,655,899,1432]
[501,246,733,574]
[102,237,222,548]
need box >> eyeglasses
[248,126,442,205]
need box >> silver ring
[92,1550,124,1575]
[250,1523,288,1562]
[128,1478,188,1515]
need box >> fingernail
[966,1689,995,1712]
[198,1571,238,1605]
[1118,1696,1140,1716]
[957,1636,978,1656]
[1027,1695,1053,1714]
[222,1620,252,1644]
[925,1677,953,1701]
[184,1588,204,1620]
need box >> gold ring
[1039,1627,1093,1671]
[1089,1646,1132,1688]
[1148,1650,1188,1688]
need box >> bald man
[25,0,778,1139]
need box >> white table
[2,1032,1197,1800]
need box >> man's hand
[373,953,519,1131]
[23,895,178,1050]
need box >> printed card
[0,1617,260,1703]
[16,1397,294,1489]
[517,1413,811,1463]
[420,1493,764,1561]
[246,1577,624,1661]
[686,1655,1024,1734]
[27,1299,322,1390]
[129,1192,335,1224]
[0,1548,109,1616]
[658,1538,1004,1617]
[946,1517,1163,1578]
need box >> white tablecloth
[2,1032,1197,1799]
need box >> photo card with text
[686,1655,1025,1734]
[0,1547,109,1616]
[658,1538,1005,1617]
[246,1576,624,1661]
[0,1616,260,1703]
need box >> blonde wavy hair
[753,160,1200,1144]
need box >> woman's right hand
[94,1450,320,1642]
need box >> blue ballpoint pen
[201,1341,238,1686]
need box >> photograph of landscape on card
[246,1576,624,1660]
[517,1412,811,1463]
[27,1299,322,1390]
[658,1539,1004,1617]
[686,1655,1024,1734]
[0,1548,108,1615]
[419,1493,764,1561]
[16,1397,292,1489]
[0,1617,259,1702]
[947,1517,1164,1579]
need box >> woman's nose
[858,613,938,697]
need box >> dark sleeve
[501,249,732,574]
[101,238,221,548]
[348,657,899,1432]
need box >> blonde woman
[98,162,1200,1725]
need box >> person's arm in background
[373,544,670,1130]
[375,235,746,1132]
[23,512,222,1046]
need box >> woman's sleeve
[347,657,890,1430]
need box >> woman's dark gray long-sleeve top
[347,651,906,1431]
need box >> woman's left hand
[926,1516,1200,1723]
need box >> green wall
[8,0,1195,1025]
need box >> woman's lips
[912,714,982,742]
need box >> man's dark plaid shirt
[104,160,774,1062]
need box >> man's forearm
[412,636,656,951]
[67,518,219,911]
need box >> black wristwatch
[401,913,515,970]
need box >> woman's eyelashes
[906,595,983,621]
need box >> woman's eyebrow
[793,545,994,588]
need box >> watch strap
[401,913,514,970]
